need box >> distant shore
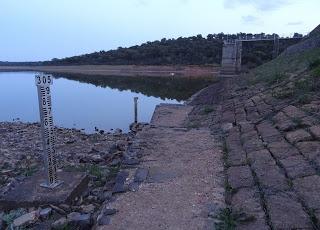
[0,65,220,78]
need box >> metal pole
[35,74,62,189]
[134,97,138,123]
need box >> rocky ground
[0,122,147,229]
[189,76,320,229]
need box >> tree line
[0,32,304,67]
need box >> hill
[248,24,320,104]
[47,33,302,68]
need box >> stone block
[293,175,320,210]
[227,166,254,189]
[247,149,275,168]
[296,141,320,160]
[239,122,255,133]
[282,105,306,119]
[228,149,247,166]
[243,138,265,153]
[286,129,312,144]
[268,141,300,159]
[266,192,312,229]
[254,165,289,193]
[256,122,282,143]
[0,171,89,211]
[280,155,315,179]
[231,188,267,229]
[309,125,320,139]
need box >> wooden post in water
[134,97,138,123]
[35,74,63,189]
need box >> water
[0,72,213,133]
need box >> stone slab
[0,171,89,211]
[150,104,193,128]
[266,192,312,229]
[227,166,254,189]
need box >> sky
[0,0,319,62]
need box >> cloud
[287,21,303,26]
[241,15,263,25]
[224,0,291,11]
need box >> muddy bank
[0,65,220,78]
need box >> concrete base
[0,171,89,211]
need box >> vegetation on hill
[247,24,320,104]
[0,32,303,68]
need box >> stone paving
[203,78,320,229]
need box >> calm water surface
[0,72,181,133]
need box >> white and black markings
[35,74,62,188]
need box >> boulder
[13,210,39,228]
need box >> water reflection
[53,74,215,101]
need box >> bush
[309,59,320,69]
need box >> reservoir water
[0,72,213,133]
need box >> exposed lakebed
[0,72,213,133]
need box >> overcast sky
[0,0,319,62]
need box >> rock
[112,183,127,194]
[97,214,111,225]
[114,128,122,135]
[129,182,140,192]
[116,140,127,151]
[108,144,118,154]
[50,204,67,215]
[39,207,52,219]
[122,158,139,166]
[81,204,95,213]
[115,171,129,184]
[80,154,103,163]
[90,154,103,163]
[102,208,117,216]
[52,217,68,229]
[134,168,148,182]
[66,139,76,144]
[110,158,121,166]
[221,123,233,132]
[13,210,39,227]
[67,212,91,229]
[59,204,71,212]
[103,191,113,200]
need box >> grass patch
[215,207,257,230]
[186,121,201,129]
[309,59,320,69]
[248,48,320,85]
[106,165,120,181]
[2,209,25,227]
[311,66,320,78]
[215,208,237,230]
[22,165,38,177]
[202,105,215,114]
[64,164,111,186]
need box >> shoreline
[0,64,220,78]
